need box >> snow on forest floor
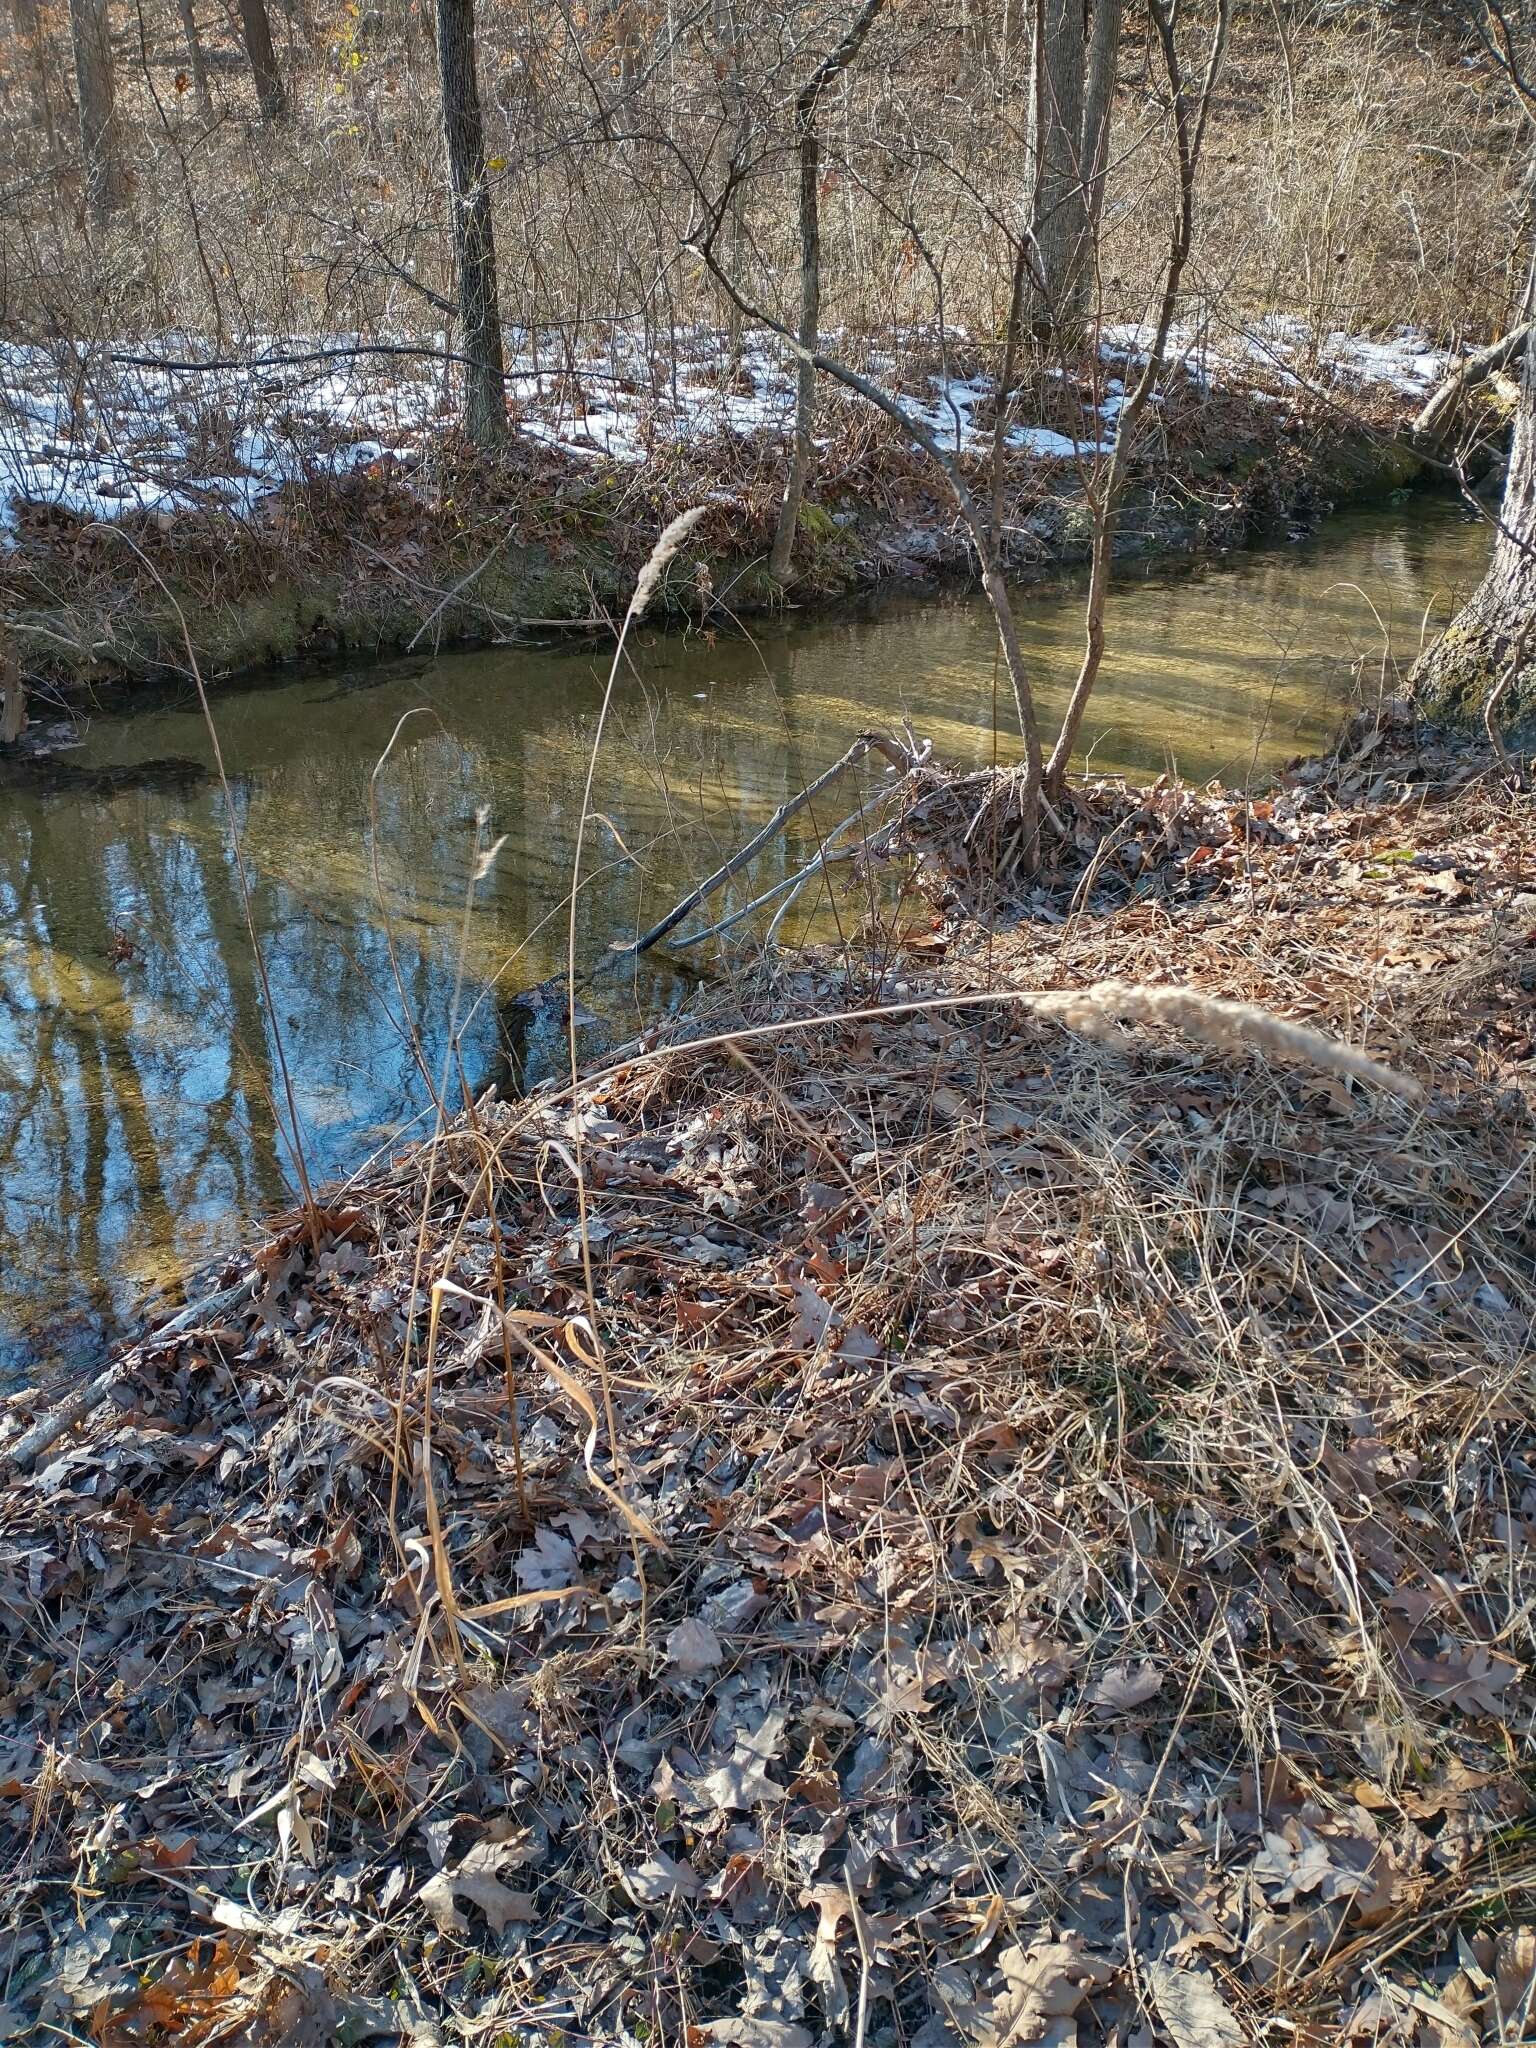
[0,320,1457,540]
[1104,312,1453,400]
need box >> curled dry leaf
[1089,1660,1164,1715]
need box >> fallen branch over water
[613,729,922,955]
[3,1272,261,1470]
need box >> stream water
[0,496,1492,1379]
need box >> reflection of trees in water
[0,502,1493,1371]
[0,774,496,1364]
[0,801,183,1352]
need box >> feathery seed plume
[628,505,709,622]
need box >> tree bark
[68,0,126,229]
[1413,286,1536,715]
[1026,0,1088,351]
[238,0,287,120]
[12,0,61,156]
[436,0,508,448]
[1080,0,1122,246]
[176,0,215,116]
[769,0,887,584]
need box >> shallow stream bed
[0,496,1491,1377]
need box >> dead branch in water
[612,729,923,956]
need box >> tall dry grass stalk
[563,975,1421,1103]
[557,507,711,1595]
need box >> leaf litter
[0,731,1534,2044]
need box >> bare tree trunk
[769,0,887,584]
[68,0,126,228]
[1027,0,1088,350]
[176,0,215,116]
[1081,0,1122,244]
[1414,248,1536,718]
[12,0,61,156]
[0,640,25,747]
[769,119,823,583]
[436,0,507,447]
[714,0,750,374]
[1044,0,1229,790]
[700,214,1044,850]
[238,0,287,120]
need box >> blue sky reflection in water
[0,497,1491,1377]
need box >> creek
[0,495,1491,1377]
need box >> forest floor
[1,320,1449,706]
[1,709,1534,2045]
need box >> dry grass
[0,0,1523,411]
[0,743,1532,2043]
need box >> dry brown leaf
[624,1851,700,1907]
[667,1616,725,1675]
[418,1841,537,1936]
[1090,1661,1163,1715]
[1146,1959,1248,2047]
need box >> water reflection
[0,498,1491,1376]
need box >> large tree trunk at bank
[1080,0,1121,245]
[436,0,507,449]
[68,0,126,228]
[1413,309,1536,716]
[238,0,287,119]
[13,0,61,157]
[1026,0,1088,352]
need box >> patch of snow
[0,337,441,538]
[910,372,1109,459]
[0,315,1461,546]
[1101,316,1455,402]
[1319,329,1446,396]
[1013,424,1101,459]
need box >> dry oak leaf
[696,2024,812,2048]
[1399,1641,1521,1718]
[418,1840,537,1935]
[688,1710,789,1812]
[982,1933,1115,2044]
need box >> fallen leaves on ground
[0,746,1533,2045]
